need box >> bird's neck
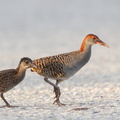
[16,65,27,78]
[11,65,27,86]
[80,39,91,52]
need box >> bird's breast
[64,49,91,78]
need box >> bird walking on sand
[31,34,109,106]
[0,57,36,107]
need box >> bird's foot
[0,104,18,108]
[53,99,66,106]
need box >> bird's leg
[53,80,61,99]
[44,78,65,106]
[53,80,66,106]
[53,85,61,99]
[1,93,11,107]
[53,86,60,99]
[53,85,64,106]
[0,93,18,108]
[44,78,60,99]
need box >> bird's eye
[25,61,29,64]
[93,37,97,42]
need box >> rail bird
[0,57,36,107]
[31,34,109,106]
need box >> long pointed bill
[96,40,109,48]
[31,62,38,72]
[30,63,37,68]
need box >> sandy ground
[0,0,120,120]
[0,44,119,120]
[0,71,119,120]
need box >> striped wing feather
[0,69,17,92]
[33,51,80,79]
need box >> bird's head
[80,34,109,52]
[85,34,109,47]
[19,57,36,69]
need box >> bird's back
[32,49,91,80]
[0,69,18,92]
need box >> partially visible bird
[31,34,109,106]
[0,57,36,107]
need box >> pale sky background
[0,0,119,65]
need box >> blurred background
[0,0,119,86]
[0,2,119,119]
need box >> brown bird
[31,34,109,106]
[0,57,36,107]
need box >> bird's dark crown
[20,57,32,64]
